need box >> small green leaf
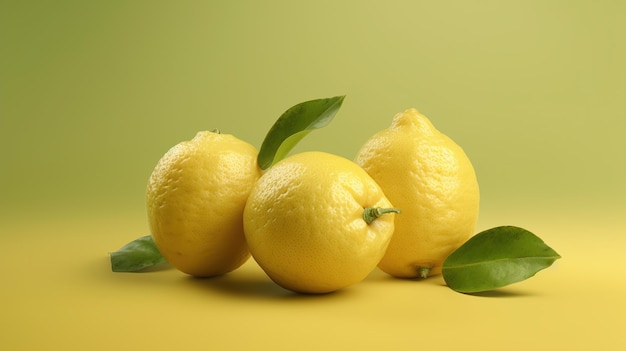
[110,235,168,272]
[442,226,561,293]
[258,95,345,170]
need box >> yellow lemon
[355,108,480,278]
[243,151,399,294]
[146,130,262,277]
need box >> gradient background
[1,1,625,350]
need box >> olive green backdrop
[1,0,624,217]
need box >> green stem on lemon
[362,207,401,224]
[211,128,221,134]
[418,267,431,279]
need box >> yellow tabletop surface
[2,207,624,351]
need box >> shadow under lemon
[180,261,356,300]
[110,258,536,299]
[365,266,537,298]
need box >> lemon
[243,151,399,294]
[146,130,262,277]
[355,108,480,278]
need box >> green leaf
[257,95,345,170]
[110,235,168,272]
[442,226,561,293]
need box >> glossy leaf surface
[110,235,167,272]
[257,95,345,169]
[442,226,561,293]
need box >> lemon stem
[210,128,221,134]
[418,267,431,279]
[363,207,401,224]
